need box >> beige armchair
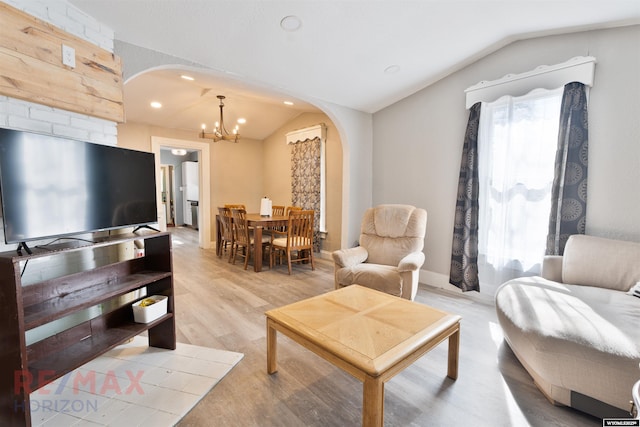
[332,204,427,300]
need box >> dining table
[215,213,289,272]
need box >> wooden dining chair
[264,205,286,237]
[285,206,302,216]
[230,208,271,270]
[217,206,235,261]
[270,205,304,262]
[270,209,315,274]
[225,204,246,210]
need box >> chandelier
[199,95,240,142]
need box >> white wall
[373,25,640,296]
[316,101,373,248]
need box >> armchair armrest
[397,251,425,272]
[332,246,368,268]
[541,255,563,282]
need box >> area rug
[30,336,244,426]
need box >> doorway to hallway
[151,136,211,250]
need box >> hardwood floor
[169,227,600,427]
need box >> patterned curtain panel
[291,137,321,250]
[449,102,481,292]
[546,82,589,255]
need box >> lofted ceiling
[70,1,640,141]
[123,68,321,141]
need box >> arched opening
[117,65,352,256]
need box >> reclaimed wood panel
[0,2,124,122]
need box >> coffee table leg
[267,319,278,374]
[447,325,460,380]
[363,375,384,427]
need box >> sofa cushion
[496,276,640,410]
[563,235,640,291]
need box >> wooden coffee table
[265,285,461,426]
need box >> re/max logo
[14,369,145,396]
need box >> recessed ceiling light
[237,118,246,124]
[384,65,400,75]
[283,101,294,106]
[171,149,187,156]
[280,15,302,32]
[181,75,194,81]
[150,101,162,109]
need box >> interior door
[161,165,176,226]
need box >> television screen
[0,128,158,244]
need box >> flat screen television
[0,128,158,248]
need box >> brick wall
[0,0,118,144]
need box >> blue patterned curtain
[546,82,589,255]
[450,102,481,292]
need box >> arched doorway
[119,59,369,251]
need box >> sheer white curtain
[477,88,563,286]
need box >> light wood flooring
[169,227,600,427]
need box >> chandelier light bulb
[198,95,241,143]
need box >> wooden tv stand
[0,231,176,427]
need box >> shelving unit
[0,231,175,427]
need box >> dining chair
[271,205,304,261]
[264,205,287,238]
[270,209,315,274]
[225,204,246,210]
[285,206,302,216]
[230,208,271,270]
[217,206,235,261]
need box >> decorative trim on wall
[285,123,326,145]
[464,56,596,109]
[0,2,124,122]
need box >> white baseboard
[419,268,496,303]
[419,269,461,293]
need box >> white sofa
[495,234,640,417]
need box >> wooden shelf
[23,270,172,330]
[0,231,161,262]
[0,231,176,427]
[28,313,174,389]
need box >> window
[451,57,595,293]
[477,88,563,285]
